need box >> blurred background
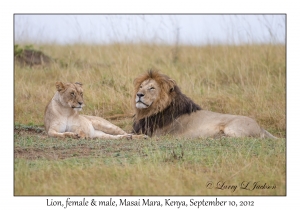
[14,14,286,136]
[14,14,285,45]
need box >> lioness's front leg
[131,134,149,139]
[93,130,132,139]
[83,115,128,135]
[47,129,80,139]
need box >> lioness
[133,70,276,139]
[44,82,132,139]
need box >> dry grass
[14,133,285,196]
[15,159,286,196]
[14,43,285,136]
[14,43,286,195]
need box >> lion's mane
[133,70,201,136]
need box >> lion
[44,81,133,139]
[132,70,277,139]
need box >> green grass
[14,125,285,195]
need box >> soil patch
[14,146,96,160]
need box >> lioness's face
[56,82,84,111]
[135,79,160,109]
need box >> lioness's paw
[78,131,87,139]
[73,133,81,139]
[64,132,80,139]
[132,134,149,139]
[116,134,132,140]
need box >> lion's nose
[137,93,144,98]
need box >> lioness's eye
[150,87,155,90]
[140,86,142,89]
[80,92,83,96]
[71,92,75,96]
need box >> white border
[2,0,297,209]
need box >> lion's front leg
[83,115,128,135]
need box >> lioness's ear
[75,82,83,87]
[56,82,65,92]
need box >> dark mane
[133,85,201,136]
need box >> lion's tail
[260,128,278,139]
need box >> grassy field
[14,43,286,195]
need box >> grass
[14,43,286,195]
[14,126,285,195]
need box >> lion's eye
[150,87,155,90]
[71,92,75,96]
[140,86,142,89]
[80,92,83,96]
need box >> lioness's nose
[137,93,144,98]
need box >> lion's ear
[168,79,176,92]
[56,82,65,92]
[75,82,83,87]
[169,79,176,85]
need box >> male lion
[44,82,132,139]
[133,70,276,139]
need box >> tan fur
[44,82,133,140]
[133,70,277,139]
[134,71,176,120]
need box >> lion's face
[135,79,161,109]
[134,70,176,119]
[56,82,84,111]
